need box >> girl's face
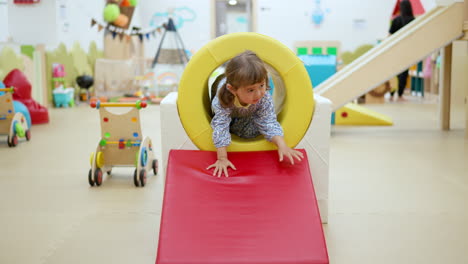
[228,81,267,106]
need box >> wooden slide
[315,2,465,110]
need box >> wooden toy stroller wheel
[89,152,94,167]
[133,169,139,187]
[140,147,148,167]
[94,168,103,186]
[25,130,31,141]
[7,136,12,147]
[107,169,112,175]
[96,152,104,168]
[152,159,158,175]
[139,170,147,187]
[9,135,18,147]
[88,169,95,186]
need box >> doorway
[212,0,256,38]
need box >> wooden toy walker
[0,87,31,147]
[88,100,158,187]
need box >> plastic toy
[51,63,75,108]
[52,86,74,108]
[0,87,31,147]
[76,75,94,101]
[3,69,49,124]
[88,100,158,187]
[52,63,66,78]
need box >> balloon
[103,4,120,22]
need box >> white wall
[0,0,9,42]
[7,0,104,51]
[3,0,163,53]
[4,0,439,55]
[138,0,211,59]
[55,0,104,51]
[256,0,437,53]
[8,0,57,46]
[137,0,438,57]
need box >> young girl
[207,50,303,177]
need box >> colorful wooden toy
[0,87,31,147]
[88,100,157,187]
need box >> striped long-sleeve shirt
[211,92,283,148]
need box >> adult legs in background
[397,69,409,98]
[390,69,409,101]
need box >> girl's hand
[206,158,237,177]
[272,135,304,165]
[277,145,304,165]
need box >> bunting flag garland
[90,18,162,43]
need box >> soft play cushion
[3,69,49,124]
[157,149,328,264]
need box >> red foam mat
[157,149,328,264]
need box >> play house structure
[0,87,31,147]
[159,33,330,264]
[88,100,158,187]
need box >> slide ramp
[156,149,328,264]
[315,3,464,110]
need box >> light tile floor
[0,98,466,264]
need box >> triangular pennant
[138,34,143,42]
[91,19,97,27]
[131,26,141,35]
[111,31,117,39]
[152,31,156,37]
[125,35,132,42]
[119,33,125,41]
[145,33,150,40]
[98,25,104,32]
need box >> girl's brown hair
[211,50,268,108]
